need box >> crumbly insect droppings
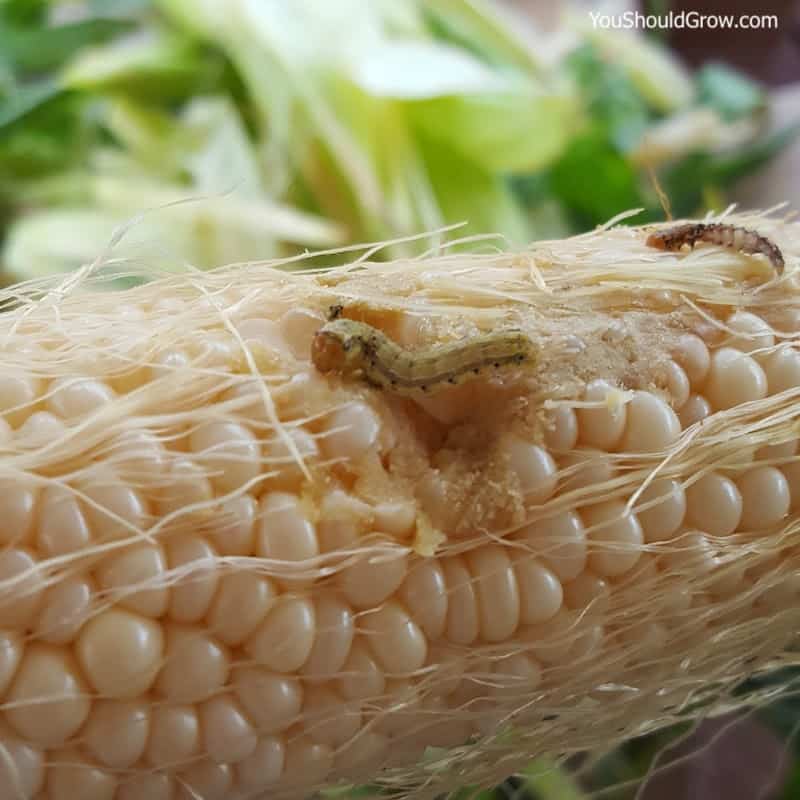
[310,318,535,397]
[646,223,785,276]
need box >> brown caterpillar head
[645,232,668,250]
[311,330,366,375]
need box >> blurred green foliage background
[1,0,796,282]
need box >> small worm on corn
[311,318,535,396]
[646,223,784,276]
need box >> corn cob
[0,213,798,799]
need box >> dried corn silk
[0,213,797,799]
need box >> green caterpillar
[311,317,535,397]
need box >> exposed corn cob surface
[0,212,798,799]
